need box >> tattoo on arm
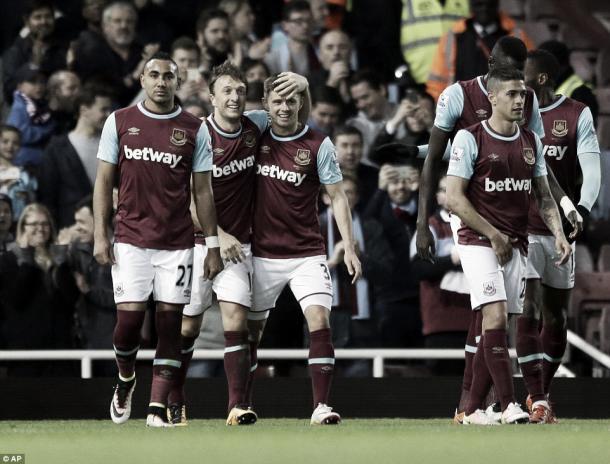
[534,177,563,237]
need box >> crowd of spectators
[0,0,608,377]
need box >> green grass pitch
[1,419,609,464]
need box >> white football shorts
[112,243,194,304]
[525,234,575,289]
[250,255,333,320]
[183,243,253,317]
[457,244,527,314]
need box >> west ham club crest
[170,128,187,146]
[294,149,311,166]
[551,120,568,137]
[523,147,535,165]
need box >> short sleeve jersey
[528,96,600,235]
[252,125,342,259]
[204,110,269,244]
[435,75,545,139]
[448,121,547,255]
[97,102,212,249]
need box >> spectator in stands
[310,29,353,103]
[320,175,393,354]
[371,89,434,152]
[82,0,107,36]
[364,163,422,347]
[170,37,207,108]
[2,0,67,104]
[539,40,599,125]
[182,98,208,118]
[6,66,55,167]
[242,58,270,83]
[219,0,271,66]
[309,0,330,44]
[333,125,378,209]
[426,0,533,100]
[410,174,471,375]
[308,85,344,136]
[264,1,320,77]
[0,204,78,372]
[399,0,470,85]
[39,86,113,228]
[196,9,232,72]
[245,81,264,111]
[0,126,37,221]
[65,195,115,357]
[347,69,396,166]
[71,1,157,105]
[47,70,81,135]
[0,195,14,251]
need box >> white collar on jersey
[477,75,488,96]
[207,114,242,138]
[137,101,182,119]
[539,95,567,113]
[270,124,309,142]
[482,120,520,141]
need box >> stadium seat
[597,244,610,272]
[575,244,595,272]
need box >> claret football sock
[308,328,335,408]
[458,312,478,412]
[113,310,146,379]
[465,333,492,415]
[149,311,182,408]
[482,329,514,411]
[245,340,259,406]
[224,330,251,411]
[167,334,198,405]
[541,323,567,394]
[516,316,545,403]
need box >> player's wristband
[559,196,576,218]
[205,236,220,248]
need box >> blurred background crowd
[0,0,609,378]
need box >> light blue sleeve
[533,133,548,177]
[192,123,213,172]
[317,137,343,184]
[434,83,464,132]
[96,112,119,164]
[244,110,269,133]
[576,107,600,155]
[446,130,478,179]
[527,92,545,138]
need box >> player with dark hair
[413,36,545,423]
[165,61,311,426]
[247,73,362,425]
[94,51,223,427]
[517,49,600,423]
[446,66,571,425]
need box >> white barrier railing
[0,329,602,379]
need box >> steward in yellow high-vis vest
[401,0,470,84]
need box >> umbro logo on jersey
[476,109,488,118]
[543,145,567,161]
[260,145,271,154]
[213,155,255,177]
[489,153,500,162]
[485,177,531,193]
[213,147,225,156]
[128,127,140,135]
[124,145,183,168]
[256,163,307,186]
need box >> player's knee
[481,303,507,330]
[181,315,203,338]
[303,305,330,331]
[247,319,266,343]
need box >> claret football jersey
[252,125,342,259]
[97,102,212,250]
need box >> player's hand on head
[203,247,224,280]
[555,236,572,266]
[415,225,436,263]
[274,72,308,99]
[219,231,245,264]
[93,237,115,266]
[490,232,514,266]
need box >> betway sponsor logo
[543,145,567,161]
[484,177,531,192]
[213,155,255,177]
[124,145,182,168]
[256,163,306,186]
